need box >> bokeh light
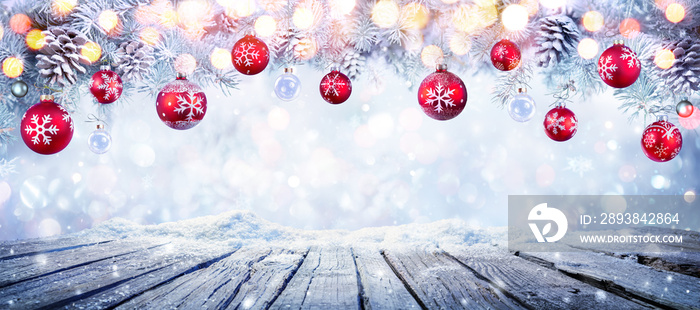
[293,7,315,30]
[160,9,178,29]
[402,3,430,30]
[654,48,675,69]
[177,0,210,25]
[140,27,161,45]
[294,37,317,60]
[10,14,32,34]
[685,190,696,203]
[665,3,685,23]
[210,48,232,70]
[255,15,277,37]
[52,0,77,17]
[449,32,472,56]
[577,38,599,59]
[501,4,529,31]
[228,0,256,18]
[371,0,400,28]
[679,105,700,129]
[25,29,46,51]
[98,10,119,33]
[330,0,356,18]
[539,0,565,9]
[268,107,290,131]
[2,57,24,78]
[619,18,640,39]
[174,53,197,75]
[81,41,102,64]
[421,45,444,68]
[452,1,497,33]
[582,11,604,32]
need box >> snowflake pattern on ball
[546,112,576,134]
[321,72,348,97]
[95,72,123,102]
[24,114,59,145]
[654,145,668,157]
[62,113,73,131]
[234,42,261,68]
[174,91,205,121]
[598,56,618,81]
[647,121,680,141]
[495,45,508,57]
[620,47,640,69]
[643,133,656,148]
[424,83,456,113]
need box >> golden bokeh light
[371,0,400,28]
[226,0,256,18]
[52,0,77,17]
[81,41,102,64]
[25,29,46,51]
[2,57,24,78]
[665,3,685,23]
[619,18,640,39]
[577,38,599,59]
[255,15,277,37]
[452,5,479,33]
[178,1,210,25]
[421,45,444,68]
[10,14,32,34]
[294,37,317,61]
[160,9,178,28]
[501,4,529,31]
[582,11,604,32]
[293,6,315,30]
[140,27,161,45]
[520,0,539,16]
[98,10,119,33]
[210,48,231,70]
[449,32,472,56]
[402,3,429,30]
[175,53,197,75]
[654,49,675,69]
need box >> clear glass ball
[274,72,301,101]
[507,93,536,122]
[88,128,112,154]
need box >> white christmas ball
[507,92,536,122]
[88,128,112,154]
[274,70,301,101]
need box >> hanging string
[86,114,108,127]
[33,84,63,94]
[548,80,576,106]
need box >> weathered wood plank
[352,247,422,309]
[445,245,652,309]
[382,247,524,310]
[270,246,360,310]
[0,237,112,261]
[518,250,700,310]
[0,239,165,288]
[0,241,233,309]
[114,247,306,309]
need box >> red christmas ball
[232,35,269,75]
[319,69,352,104]
[20,95,74,155]
[89,65,123,104]
[156,74,207,130]
[544,105,578,142]
[598,41,641,88]
[641,118,682,162]
[417,64,468,121]
[490,39,521,71]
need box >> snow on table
[0,211,698,309]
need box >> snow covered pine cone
[535,15,580,68]
[114,41,156,81]
[36,27,90,86]
[660,38,700,94]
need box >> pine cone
[660,38,700,94]
[35,27,89,86]
[342,51,365,81]
[114,41,156,81]
[535,15,580,68]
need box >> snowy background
[1,65,699,241]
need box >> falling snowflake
[424,84,455,113]
[321,73,348,97]
[643,133,656,148]
[620,47,640,68]
[24,114,59,145]
[598,56,618,81]
[174,91,205,121]
[546,112,567,134]
[234,42,260,67]
[95,73,123,102]
[566,156,594,177]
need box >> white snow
[78,210,506,252]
